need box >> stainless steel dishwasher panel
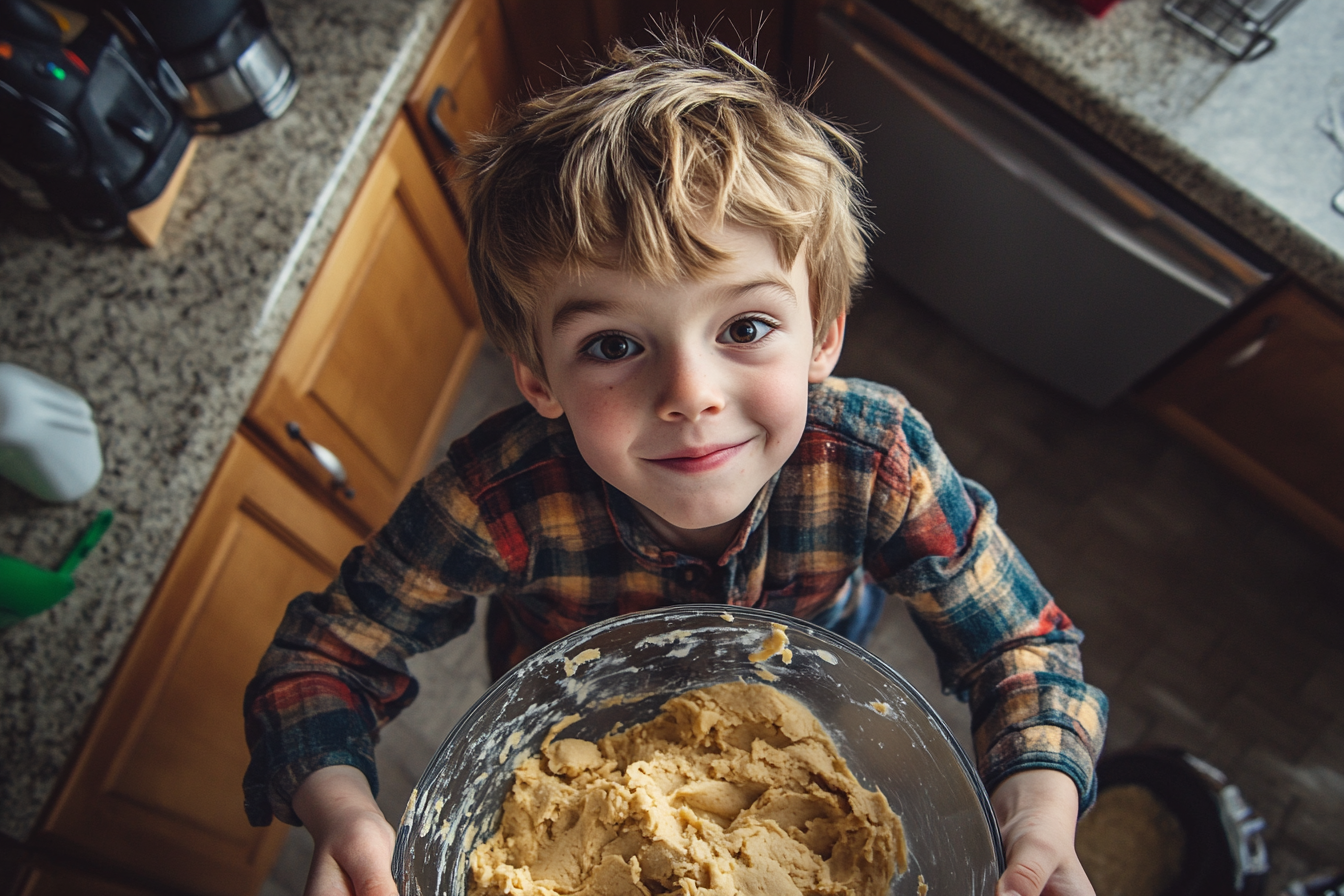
[814,4,1277,406]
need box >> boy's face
[513,224,845,556]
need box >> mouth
[644,440,751,473]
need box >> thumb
[998,841,1096,896]
[304,819,398,896]
[994,832,1053,896]
[997,848,1052,896]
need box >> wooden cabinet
[1139,279,1344,551]
[33,435,365,895]
[406,0,523,212]
[32,71,485,896]
[247,113,483,531]
[594,0,787,78]
[19,861,159,896]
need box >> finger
[345,858,398,896]
[304,850,356,896]
[338,825,398,896]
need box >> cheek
[741,365,811,447]
[564,384,643,464]
[568,382,634,426]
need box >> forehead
[539,226,803,328]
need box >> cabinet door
[19,860,160,896]
[406,0,522,211]
[36,434,365,896]
[249,113,483,530]
[497,0,599,93]
[589,0,787,79]
[1140,280,1344,550]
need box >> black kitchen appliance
[0,0,192,237]
[0,0,297,238]
[104,0,299,134]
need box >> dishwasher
[812,0,1281,406]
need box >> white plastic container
[0,363,103,502]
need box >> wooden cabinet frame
[33,436,365,895]
[1138,279,1344,552]
[248,114,484,530]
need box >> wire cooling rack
[1162,0,1306,60]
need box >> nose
[654,347,725,423]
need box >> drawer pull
[1225,316,1279,369]
[286,422,355,499]
[427,86,460,156]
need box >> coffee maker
[105,0,299,135]
[0,0,297,238]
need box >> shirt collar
[602,471,781,568]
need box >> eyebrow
[727,276,798,304]
[551,297,619,336]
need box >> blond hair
[461,29,870,377]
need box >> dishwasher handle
[828,8,1272,308]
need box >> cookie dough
[469,682,906,896]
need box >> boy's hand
[292,765,398,896]
[991,769,1096,896]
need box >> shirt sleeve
[242,459,509,826]
[865,406,1108,807]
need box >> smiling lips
[645,440,750,474]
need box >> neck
[632,501,747,561]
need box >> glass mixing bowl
[393,605,1004,895]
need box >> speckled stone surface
[888,0,1344,303]
[0,0,452,840]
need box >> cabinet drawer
[36,434,365,895]
[249,113,483,530]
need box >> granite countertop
[0,0,453,841]
[1,0,1341,845]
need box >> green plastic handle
[57,508,114,576]
[0,555,74,624]
[0,509,113,626]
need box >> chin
[652,498,752,532]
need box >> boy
[244,32,1106,896]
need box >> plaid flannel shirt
[243,377,1107,825]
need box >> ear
[808,313,846,383]
[511,355,565,419]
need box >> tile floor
[261,275,1344,896]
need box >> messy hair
[461,28,871,377]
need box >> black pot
[1093,748,1269,896]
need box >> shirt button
[683,569,694,582]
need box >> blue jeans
[812,572,887,647]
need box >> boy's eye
[583,333,643,361]
[720,317,776,345]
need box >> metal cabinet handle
[1224,315,1279,369]
[427,85,460,156]
[286,422,355,499]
